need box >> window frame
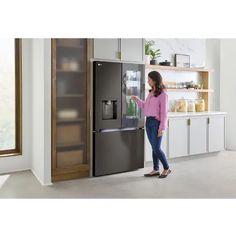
[0,39,22,157]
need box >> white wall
[43,39,52,185]
[206,39,220,111]
[220,39,236,150]
[0,39,32,173]
[147,38,206,67]
[31,39,51,185]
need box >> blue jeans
[146,117,169,170]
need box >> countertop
[168,111,227,118]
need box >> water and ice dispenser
[102,100,117,120]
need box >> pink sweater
[135,91,168,130]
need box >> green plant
[150,49,161,60]
[145,40,155,55]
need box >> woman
[131,71,171,178]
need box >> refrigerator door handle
[95,127,142,133]
[122,73,127,89]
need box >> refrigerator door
[122,63,145,128]
[93,129,144,176]
[94,61,122,130]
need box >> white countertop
[168,111,227,118]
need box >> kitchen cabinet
[93,38,144,63]
[161,130,167,156]
[51,39,90,182]
[189,117,208,155]
[168,118,188,158]
[144,113,226,163]
[120,39,144,62]
[93,38,120,61]
[209,116,225,152]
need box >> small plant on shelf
[145,40,155,55]
[144,40,155,64]
[150,48,161,65]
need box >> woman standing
[131,71,171,178]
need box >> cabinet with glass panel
[51,39,90,181]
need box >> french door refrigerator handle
[96,128,140,133]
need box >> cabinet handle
[188,118,191,126]
[208,117,210,124]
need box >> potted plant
[144,40,154,64]
[150,48,161,65]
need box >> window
[0,39,22,157]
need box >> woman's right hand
[131,95,138,102]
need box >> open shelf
[146,64,212,72]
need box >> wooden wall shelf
[146,64,212,73]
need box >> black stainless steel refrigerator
[93,61,145,176]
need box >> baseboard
[0,168,31,175]
[225,148,236,151]
[30,169,53,186]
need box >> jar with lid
[195,99,205,112]
[176,98,188,112]
[188,99,195,112]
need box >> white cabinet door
[189,117,207,155]
[93,39,120,60]
[120,38,144,62]
[209,116,225,152]
[161,129,168,157]
[169,118,188,158]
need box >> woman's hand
[157,129,164,137]
[131,95,138,102]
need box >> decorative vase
[145,55,151,64]
[150,59,157,65]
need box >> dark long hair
[148,71,165,97]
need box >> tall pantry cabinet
[51,39,91,181]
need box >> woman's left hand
[157,129,164,137]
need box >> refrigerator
[93,61,145,176]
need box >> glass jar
[195,99,205,112]
[176,98,188,112]
[188,100,195,112]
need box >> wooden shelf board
[146,64,212,72]
[56,45,84,49]
[56,69,84,73]
[57,143,85,149]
